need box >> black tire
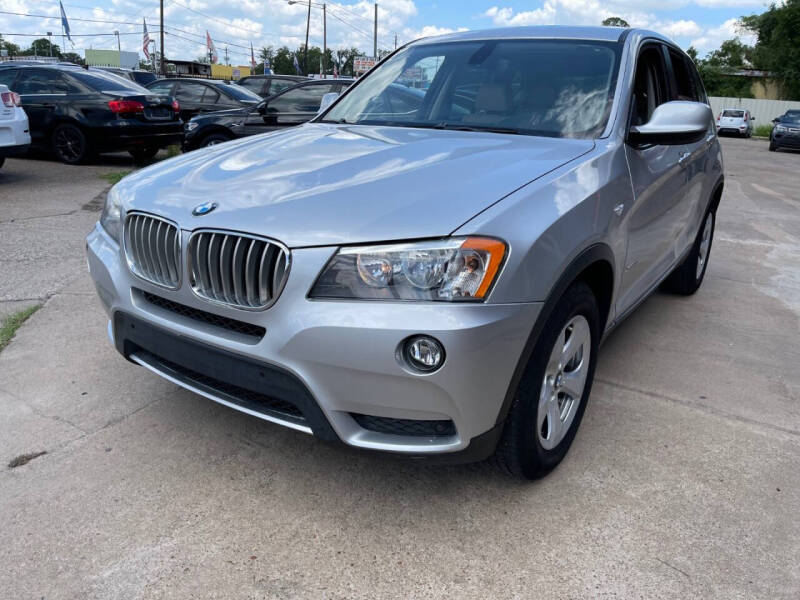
[128,146,160,161]
[52,123,89,164]
[492,281,600,479]
[200,133,232,148]
[0,157,4,170]
[769,141,777,152]
[662,208,715,295]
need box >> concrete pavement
[0,138,798,599]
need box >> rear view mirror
[628,101,712,146]
[317,92,340,115]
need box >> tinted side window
[268,78,297,95]
[203,88,221,104]
[239,78,265,94]
[147,81,174,95]
[15,70,69,94]
[668,48,698,101]
[0,70,18,89]
[686,58,707,104]
[175,82,207,103]
[269,84,335,113]
[631,46,669,126]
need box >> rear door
[665,47,714,259]
[173,81,210,120]
[14,69,71,145]
[264,82,338,127]
[619,43,691,313]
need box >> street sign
[354,56,376,73]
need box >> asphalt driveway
[0,138,798,599]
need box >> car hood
[116,123,593,247]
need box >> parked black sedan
[236,74,307,98]
[145,78,262,122]
[183,78,353,150]
[769,111,800,152]
[0,65,182,163]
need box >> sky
[0,0,767,65]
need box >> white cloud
[690,17,756,52]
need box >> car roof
[412,25,659,45]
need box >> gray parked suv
[86,26,722,479]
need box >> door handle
[678,151,690,165]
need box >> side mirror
[772,118,778,124]
[629,101,713,146]
[257,102,267,115]
[317,92,339,114]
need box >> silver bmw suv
[86,26,722,479]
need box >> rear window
[722,110,744,118]
[218,82,262,102]
[70,71,150,94]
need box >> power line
[165,0,264,36]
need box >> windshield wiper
[431,122,521,135]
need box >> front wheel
[662,209,715,295]
[769,141,777,152]
[200,133,232,148]
[492,282,599,479]
[52,123,89,164]
[0,157,4,170]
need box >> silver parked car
[716,108,753,137]
[86,26,722,479]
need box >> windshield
[220,82,263,102]
[323,39,622,138]
[781,111,800,124]
[71,70,150,94]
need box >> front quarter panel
[453,140,631,323]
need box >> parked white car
[0,83,31,170]
[716,108,753,137]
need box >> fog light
[402,335,445,373]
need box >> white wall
[709,96,800,125]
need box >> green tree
[602,17,630,27]
[272,46,295,74]
[0,35,22,57]
[741,0,800,99]
[693,38,755,98]
[22,38,62,58]
[62,52,84,65]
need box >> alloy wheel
[54,127,83,162]
[537,315,591,450]
[696,213,713,280]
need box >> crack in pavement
[596,378,800,439]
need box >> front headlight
[99,185,123,243]
[310,237,507,302]
[185,121,199,131]
[775,124,787,132]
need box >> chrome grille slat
[188,230,289,311]
[123,213,180,289]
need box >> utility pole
[114,30,121,53]
[47,32,53,57]
[224,46,229,65]
[373,3,378,59]
[394,34,397,50]
[323,3,327,78]
[304,0,311,76]
[159,0,165,75]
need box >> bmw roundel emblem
[192,201,218,216]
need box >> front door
[618,43,689,314]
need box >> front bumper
[772,132,800,149]
[86,223,541,459]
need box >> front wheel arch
[494,244,614,428]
